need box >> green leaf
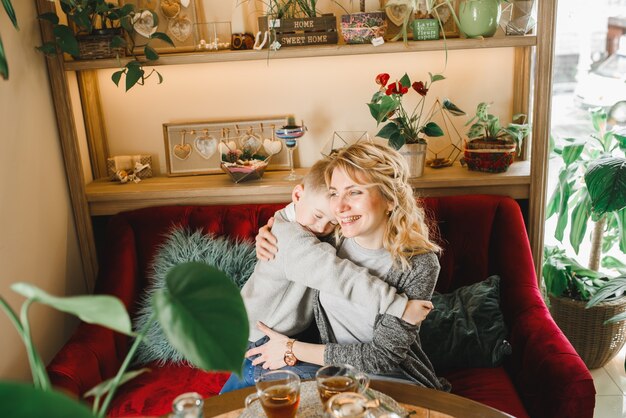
[125,63,144,91]
[53,24,79,56]
[422,122,444,137]
[144,45,158,61]
[376,122,400,140]
[388,132,405,150]
[110,35,126,49]
[616,207,626,253]
[614,132,626,153]
[591,107,607,133]
[442,99,465,116]
[84,368,150,399]
[569,189,591,254]
[542,261,568,297]
[555,170,572,242]
[153,262,249,373]
[0,36,7,80]
[373,95,398,124]
[585,157,626,215]
[0,382,96,418]
[111,70,123,86]
[430,73,445,82]
[399,73,411,88]
[602,256,626,274]
[587,276,626,309]
[606,311,626,324]
[151,31,174,47]
[156,71,163,84]
[2,0,18,28]
[37,12,59,25]
[562,141,585,166]
[10,283,132,336]
[37,42,58,56]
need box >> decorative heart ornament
[168,16,192,42]
[173,143,192,160]
[160,0,181,18]
[132,10,158,39]
[239,133,263,155]
[384,0,413,26]
[194,135,217,160]
[263,138,282,155]
[219,141,238,155]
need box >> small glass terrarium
[194,21,232,51]
[219,130,281,183]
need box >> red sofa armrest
[47,216,140,397]
[491,198,595,418]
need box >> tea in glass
[316,364,369,408]
[244,370,301,418]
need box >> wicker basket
[462,139,516,173]
[76,29,125,60]
[549,294,626,369]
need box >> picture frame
[121,0,205,53]
[163,117,292,177]
[414,0,460,39]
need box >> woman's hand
[255,217,279,261]
[401,299,434,325]
[246,322,289,370]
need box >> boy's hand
[255,217,278,261]
[401,299,434,325]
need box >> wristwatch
[284,339,297,366]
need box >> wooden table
[203,380,514,418]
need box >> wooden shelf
[64,35,537,71]
[85,161,530,216]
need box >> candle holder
[194,21,232,51]
[276,123,306,181]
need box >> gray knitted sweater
[313,250,451,391]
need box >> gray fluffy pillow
[133,227,257,366]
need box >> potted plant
[368,71,465,177]
[37,0,174,91]
[0,262,248,417]
[543,106,626,368]
[339,1,387,44]
[0,0,17,80]
[461,101,529,173]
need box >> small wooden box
[258,15,338,47]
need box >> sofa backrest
[98,195,527,314]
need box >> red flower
[412,81,428,96]
[386,81,408,95]
[375,73,390,86]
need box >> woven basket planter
[549,294,626,369]
[462,139,516,173]
[76,29,125,60]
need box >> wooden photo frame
[163,117,292,177]
[121,0,205,53]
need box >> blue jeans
[219,336,321,394]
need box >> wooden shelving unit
[36,0,556,287]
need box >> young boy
[220,159,426,392]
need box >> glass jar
[170,392,204,418]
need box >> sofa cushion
[420,276,512,371]
[444,367,530,418]
[133,228,257,366]
[107,363,229,417]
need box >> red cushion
[444,367,530,418]
[107,364,229,417]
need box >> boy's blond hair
[324,142,440,270]
[302,157,331,194]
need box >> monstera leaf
[585,157,626,215]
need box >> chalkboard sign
[412,19,439,41]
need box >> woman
[248,142,449,390]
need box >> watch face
[284,352,297,366]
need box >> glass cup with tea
[244,370,301,418]
[326,392,382,418]
[316,364,370,409]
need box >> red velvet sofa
[47,195,595,417]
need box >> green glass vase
[459,0,502,38]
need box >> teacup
[244,370,301,418]
[316,364,370,408]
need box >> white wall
[0,1,85,381]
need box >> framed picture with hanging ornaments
[163,117,291,177]
[121,0,204,53]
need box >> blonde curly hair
[324,142,440,270]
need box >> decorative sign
[412,19,439,40]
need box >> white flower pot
[399,143,427,178]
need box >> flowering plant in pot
[461,101,529,172]
[368,71,464,150]
[37,0,174,91]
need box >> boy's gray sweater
[242,206,409,342]
[314,251,451,391]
